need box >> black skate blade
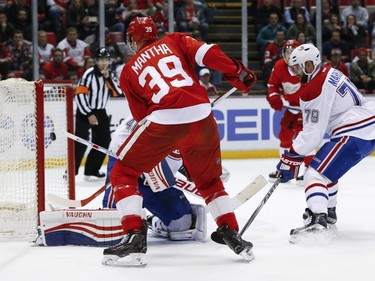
[102,253,147,267]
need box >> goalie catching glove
[224,58,257,93]
[276,150,304,183]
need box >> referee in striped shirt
[75,47,123,180]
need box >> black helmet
[95,47,110,58]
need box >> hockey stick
[47,184,107,208]
[211,87,237,107]
[50,132,268,208]
[173,174,267,210]
[48,173,267,209]
[239,178,281,236]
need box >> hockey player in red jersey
[276,44,375,243]
[266,40,313,183]
[102,16,257,266]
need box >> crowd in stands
[0,0,213,88]
[256,0,375,94]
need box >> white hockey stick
[211,87,237,107]
[47,175,267,210]
[47,184,107,208]
[172,174,268,210]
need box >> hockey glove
[224,58,257,93]
[266,93,283,111]
[276,150,304,183]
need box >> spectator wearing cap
[199,68,218,96]
[350,47,375,93]
[327,48,349,77]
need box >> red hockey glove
[291,113,303,130]
[224,58,257,93]
[266,93,283,111]
[276,150,304,183]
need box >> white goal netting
[0,79,74,237]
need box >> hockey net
[0,79,75,237]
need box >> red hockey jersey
[267,58,303,106]
[119,33,239,124]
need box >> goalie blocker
[35,204,207,246]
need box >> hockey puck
[50,132,56,141]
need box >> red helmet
[283,40,300,52]
[283,40,300,63]
[127,16,157,44]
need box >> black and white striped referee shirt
[75,66,123,115]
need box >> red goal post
[0,79,75,237]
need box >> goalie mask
[95,47,111,70]
[126,16,157,53]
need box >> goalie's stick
[47,175,267,209]
[239,178,281,235]
[47,184,107,208]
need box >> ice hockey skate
[84,171,106,182]
[290,208,338,244]
[302,207,337,226]
[102,228,147,267]
[211,224,254,262]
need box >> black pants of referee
[75,109,111,175]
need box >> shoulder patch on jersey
[300,65,330,102]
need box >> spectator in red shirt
[263,28,285,86]
[41,48,69,80]
[153,1,174,32]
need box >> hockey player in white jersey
[275,44,375,242]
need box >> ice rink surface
[1,157,375,281]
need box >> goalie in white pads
[102,116,208,242]
[276,44,375,243]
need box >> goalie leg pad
[148,204,207,241]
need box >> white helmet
[288,43,321,76]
